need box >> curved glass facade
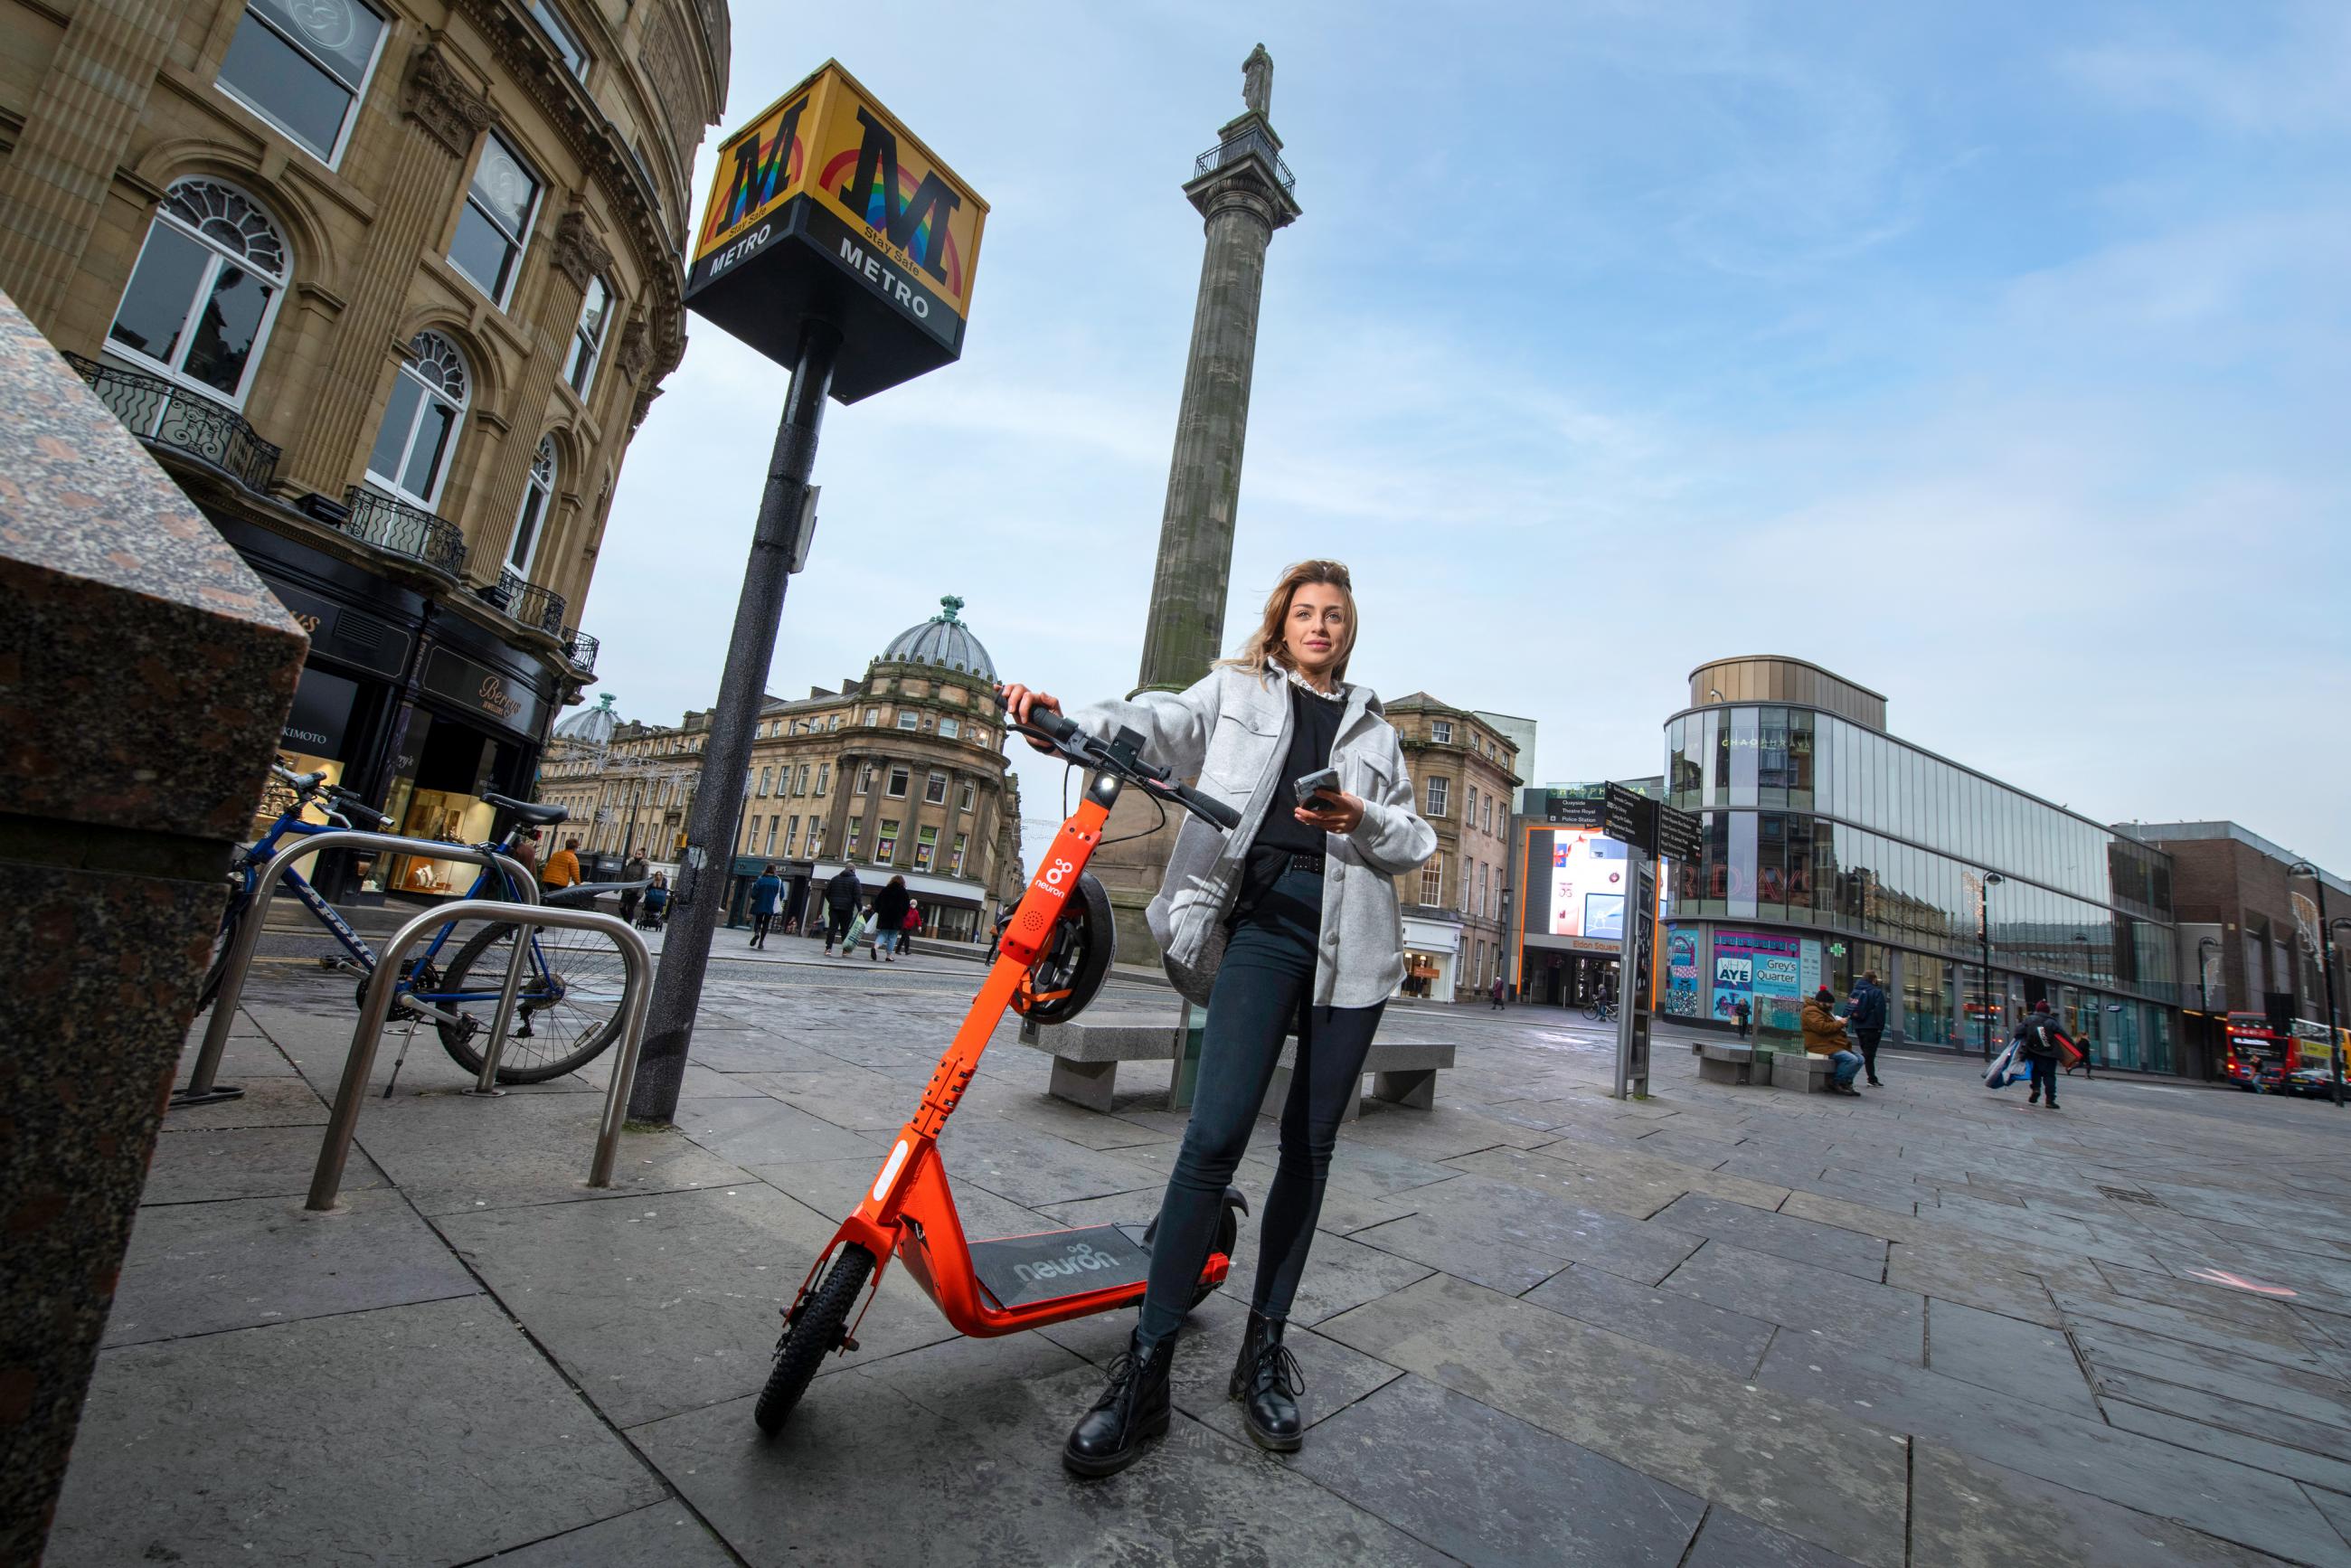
[1660,704,2180,1069]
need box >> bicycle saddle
[484,792,567,827]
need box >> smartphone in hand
[1293,767,1342,812]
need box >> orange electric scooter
[754,706,1245,1433]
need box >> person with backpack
[2011,999,2072,1110]
[822,865,862,957]
[1846,970,1890,1087]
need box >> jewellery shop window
[255,665,364,840]
[366,714,514,896]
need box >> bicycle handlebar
[269,760,390,829]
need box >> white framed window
[1425,777,1449,817]
[565,275,609,395]
[951,833,968,876]
[913,825,938,872]
[1466,785,1477,825]
[896,712,919,731]
[107,180,289,410]
[877,818,901,862]
[758,767,772,797]
[745,814,760,850]
[939,717,960,740]
[449,131,542,307]
[528,0,589,79]
[795,764,810,795]
[854,764,873,796]
[864,708,880,725]
[925,771,948,805]
[815,763,831,796]
[845,818,862,856]
[506,436,555,576]
[1483,798,1494,835]
[1432,720,1453,744]
[364,331,469,508]
[958,781,976,813]
[786,815,800,854]
[886,766,910,798]
[1421,857,1444,907]
[216,0,388,167]
[807,819,824,854]
[764,818,778,855]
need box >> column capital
[403,46,495,156]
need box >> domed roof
[553,692,619,745]
[878,595,996,681]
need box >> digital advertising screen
[1547,829,1627,940]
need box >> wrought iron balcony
[66,353,281,492]
[340,486,467,577]
[479,566,569,638]
[1193,127,1296,197]
[562,628,599,676]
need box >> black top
[1249,680,1344,858]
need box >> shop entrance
[1524,950,1619,1007]
[368,711,530,899]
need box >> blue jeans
[1829,1049,1863,1086]
[1134,868,1383,1350]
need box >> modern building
[534,599,1027,941]
[1509,779,1661,1009]
[0,0,727,899]
[1385,695,1522,1001]
[1659,656,2186,1073]
[2117,821,2348,1077]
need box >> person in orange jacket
[1801,987,1865,1097]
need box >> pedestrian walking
[749,864,784,949]
[873,875,911,962]
[902,895,923,954]
[2013,999,2072,1109]
[1732,997,1751,1040]
[1005,556,1438,1477]
[542,836,582,890]
[2064,1017,2096,1078]
[1846,970,1889,1086]
[822,864,862,956]
[1489,974,1506,1010]
[641,872,668,930]
[1802,987,1865,1095]
[618,848,647,925]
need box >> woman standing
[1002,559,1436,1478]
[872,874,911,962]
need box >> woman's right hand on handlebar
[997,683,1063,754]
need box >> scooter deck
[967,1223,1153,1312]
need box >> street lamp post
[2196,935,2222,1080]
[2288,863,2343,1109]
[1979,872,2005,1061]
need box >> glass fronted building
[1660,657,2183,1072]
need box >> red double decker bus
[2223,1012,2297,1091]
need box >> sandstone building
[1383,694,1522,1001]
[0,0,727,898]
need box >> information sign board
[1656,802,1704,864]
[1601,781,1656,855]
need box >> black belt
[1271,851,1323,876]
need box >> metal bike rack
[181,830,539,1106]
[467,879,649,1094]
[307,900,652,1211]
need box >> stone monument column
[1095,46,1301,959]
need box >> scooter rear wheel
[755,1243,873,1434]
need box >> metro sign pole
[628,62,988,1124]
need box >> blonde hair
[1220,560,1358,683]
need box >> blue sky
[590,0,2351,874]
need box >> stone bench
[1263,1038,1458,1121]
[1774,1051,1837,1093]
[1697,1043,1766,1086]
[1018,1013,1183,1112]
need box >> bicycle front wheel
[434,921,628,1082]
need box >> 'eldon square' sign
[686,61,987,402]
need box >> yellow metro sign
[685,61,988,401]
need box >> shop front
[752,861,995,942]
[1400,914,1460,1000]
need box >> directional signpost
[1656,801,1703,865]
[1594,785,1701,1100]
[629,62,988,1125]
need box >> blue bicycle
[201,762,628,1083]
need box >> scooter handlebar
[1000,690,1240,834]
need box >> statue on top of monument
[1242,44,1272,118]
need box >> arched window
[507,436,556,576]
[365,331,468,509]
[107,179,289,405]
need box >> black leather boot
[1229,1310,1305,1451]
[1062,1329,1176,1478]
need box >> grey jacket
[1069,665,1438,1009]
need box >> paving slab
[144,1123,388,1204]
[477,1503,740,1566]
[158,1072,329,1129]
[45,1296,662,1568]
[1925,1298,2100,1420]
[1318,1271,1911,1568]
[1909,1440,2297,1568]
[2098,1365,2351,1462]
[2091,1257,2313,1331]
[1886,1237,2063,1327]
[1652,1192,1890,1281]
[1683,1507,1869,1568]
[436,1181,957,1430]
[929,1110,1171,1209]
[2307,1486,2351,1554]
[2103,1396,2351,1498]
[631,1334,1456,1567]
[1753,1331,2351,1565]
[1349,1173,1703,1291]
[105,1187,478,1346]
[346,1091,752,1215]
[1662,1239,1926,1364]
[672,1092,885,1165]
[2078,1327,2351,1431]
[1291,1374,1707,1566]
[1521,1261,1780,1375]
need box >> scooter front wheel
[755,1243,873,1434]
